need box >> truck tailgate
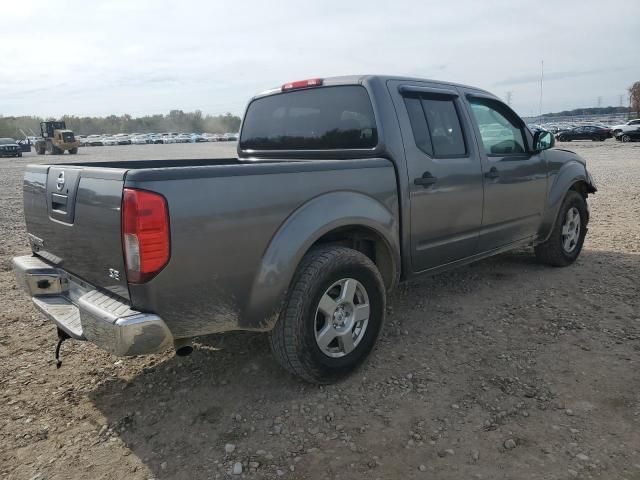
[23,164,130,300]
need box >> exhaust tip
[174,339,194,357]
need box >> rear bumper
[12,255,173,356]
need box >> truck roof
[253,74,493,99]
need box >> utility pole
[619,94,624,107]
[597,96,602,108]
[505,91,513,106]
[538,60,544,122]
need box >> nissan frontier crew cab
[13,75,597,383]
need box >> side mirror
[533,130,555,151]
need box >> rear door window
[240,86,377,150]
[403,94,467,157]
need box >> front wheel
[535,190,588,267]
[621,135,631,143]
[69,147,78,154]
[269,246,386,384]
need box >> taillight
[121,188,170,283]
[281,78,323,91]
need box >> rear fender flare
[244,191,399,330]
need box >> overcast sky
[2,0,639,118]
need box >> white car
[113,134,131,145]
[223,132,239,141]
[131,135,149,145]
[102,136,117,146]
[86,135,104,146]
[611,119,640,135]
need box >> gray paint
[18,74,596,342]
[23,165,130,299]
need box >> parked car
[12,75,597,383]
[131,135,149,145]
[17,138,32,153]
[611,119,640,135]
[176,133,192,143]
[86,135,104,146]
[556,125,610,142]
[615,128,640,142]
[149,134,164,144]
[102,136,118,146]
[114,134,132,145]
[0,137,22,157]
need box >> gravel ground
[0,141,638,480]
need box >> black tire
[534,190,588,267]
[621,135,631,143]
[17,152,22,157]
[269,245,386,384]
[69,147,78,154]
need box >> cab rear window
[240,86,378,150]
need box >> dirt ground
[0,141,638,480]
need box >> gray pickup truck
[13,75,596,383]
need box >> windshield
[0,138,16,144]
[240,85,378,151]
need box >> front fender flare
[243,191,400,330]
[537,160,591,243]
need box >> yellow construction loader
[35,121,80,155]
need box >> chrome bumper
[12,255,173,356]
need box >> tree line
[0,110,241,138]
[541,106,632,118]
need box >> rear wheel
[69,147,78,154]
[269,245,385,384]
[535,190,588,267]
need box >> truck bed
[22,156,399,339]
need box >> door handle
[484,167,500,179]
[414,172,437,188]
